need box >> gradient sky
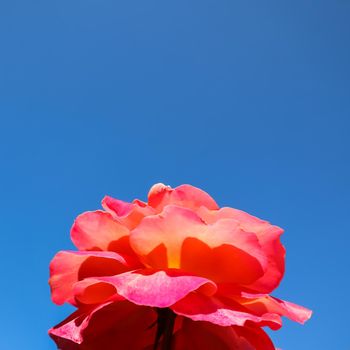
[0,1,349,349]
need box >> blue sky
[0,1,349,349]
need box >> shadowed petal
[130,205,266,285]
[198,206,285,293]
[49,301,157,350]
[49,250,132,305]
[232,324,275,350]
[172,318,255,350]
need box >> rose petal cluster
[49,183,311,349]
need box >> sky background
[0,1,349,349]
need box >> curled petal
[49,301,157,350]
[239,292,312,325]
[102,196,155,229]
[49,250,131,305]
[71,211,135,256]
[171,292,281,329]
[130,205,266,285]
[76,269,217,308]
[148,183,219,211]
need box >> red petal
[233,324,276,350]
[172,318,254,350]
[49,301,157,350]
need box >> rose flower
[49,184,311,349]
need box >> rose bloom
[49,184,311,350]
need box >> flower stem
[153,308,176,350]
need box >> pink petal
[246,226,285,293]
[49,301,157,350]
[102,196,134,217]
[148,183,219,211]
[130,205,266,285]
[49,250,131,305]
[171,292,282,329]
[71,210,135,256]
[49,307,90,346]
[102,196,155,229]
[76,269,217,308]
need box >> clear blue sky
[0,1,349,349]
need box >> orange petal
[181,238,264,285]
[130,205,266,285]
[198,206,285,293]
